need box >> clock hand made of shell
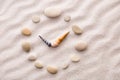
[39,31,69,48]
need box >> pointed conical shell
[39,35,51,47]
[52,31,69,47]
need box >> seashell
[39,35,52,47]
[51,31,69,47]
[39,31,69,48]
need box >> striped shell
[51,31,69,47]
[39,31,69,48]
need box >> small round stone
[44,7,62,18]
[62,64,69,69]
[64,16,71,22]
[47,66,58,74]
[28,54,37,61]
[71,54,80,62]
[32,15,40,23]
[22,28,31,36]
[22,42,31,52]
[72,25,83,35]
[75,41,87,51]
[34,60,43,69]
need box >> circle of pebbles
[21,10,88,74]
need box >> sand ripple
[0,0,120,80]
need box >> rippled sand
[0,0,120,80]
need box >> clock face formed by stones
[21,7,88,74]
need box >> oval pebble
[47,66,58,74]
[22,42,31,52]
[75,41,87,51]
[32,15,40,23]
[71,54,80,62]
[64,16,71,22]
[22,28,31,36]
[44,7,62,18]
[72,25,83,35]
[62,64,69,69]
[34,60,43,69]
[28,53,37,61]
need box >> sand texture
[0,0,120,80]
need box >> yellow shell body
[52,31,69,47]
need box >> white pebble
[34,60,43,69]
[47,66,58,74]
[44,7,62,18]
[64,16,71,22]
[28,54,37,61]
[71,54,80,62]
[72,25,83,35]
[62,64,69,69]
[32,15,40,23]
[75,41,87,51]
